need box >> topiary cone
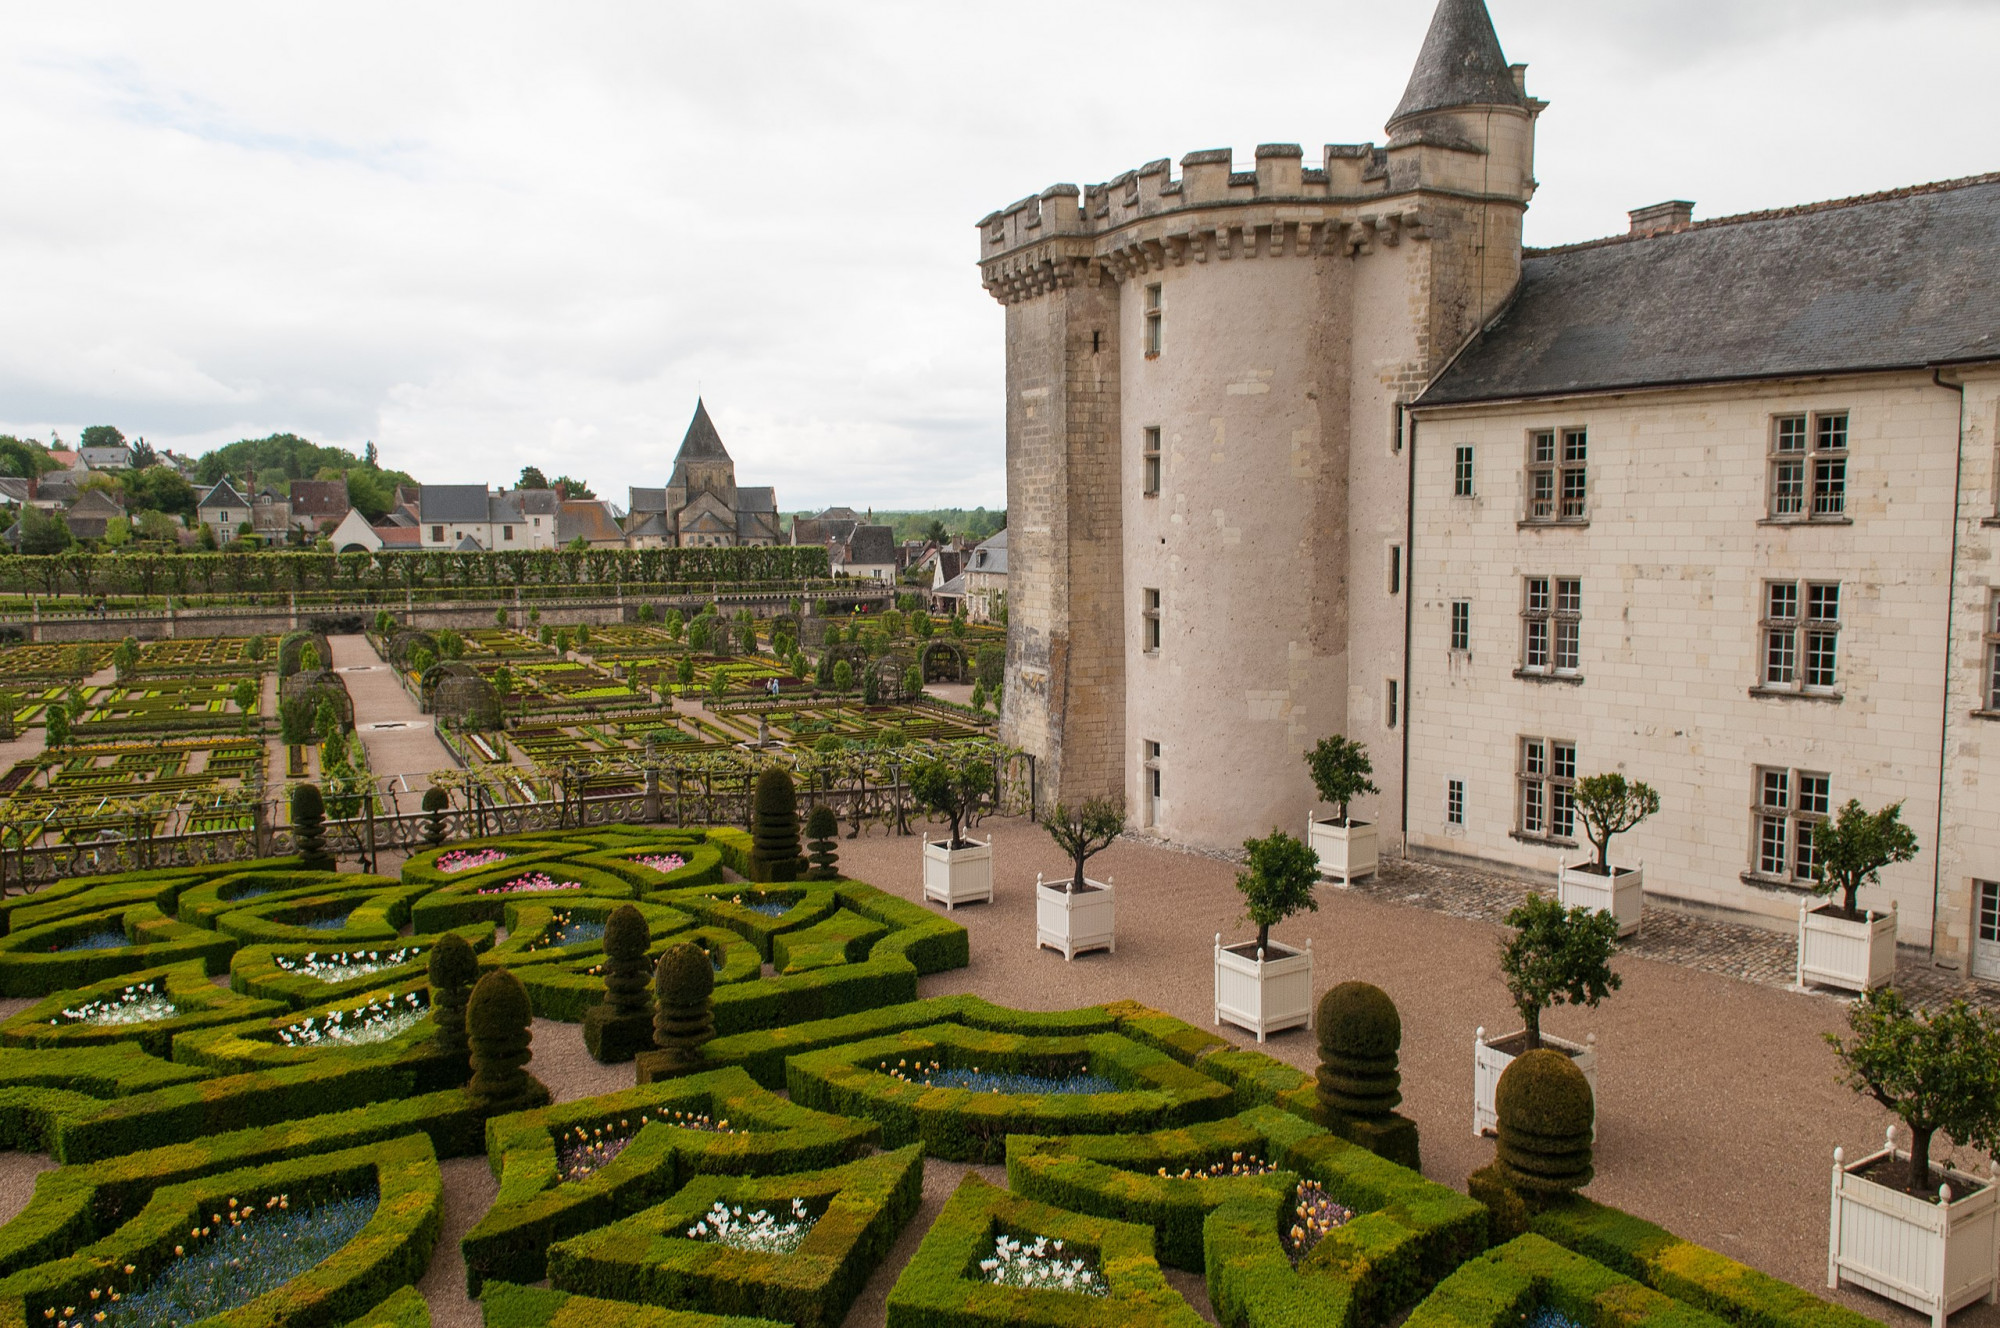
[1315,981,1403,1119]
[651,941,715,1071]
[1494,1048,1594,1198]
[748,768,802,882]
[466,968,547,1111]
[421,786,449,848]
[804,804,840,880]
[291,782,333,872]
[427,932,479,1068]
[583,904,656,1064]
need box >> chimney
[1628,200,1694,236]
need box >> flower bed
[1,962,286,1059]
[58,928,131,952]
[479,872,586,896]
[529,911,607,953]
[273,947,422,985]
[980,1232,1108,1296]
[1283,1179,1354,1265]
[876,1058,1117,1096]
[277,993,428,1048]
[52,979,176,1027]
[689,1197,818,1254]
[630,854,686,875]
[438,849,507,874]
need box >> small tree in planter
[1045,797,1124,892]
[1561,773,1660,936]
[1499,894,1621,1052]
[1825,987,2000,1322]
[1033,795,1124,959]
[911,752,993,850]
[1828,987,2000,1197]
[1799,799,1919,994]
[1215,829,1320,1041]
[1303,736,1380,883]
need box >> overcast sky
[3,0,1996,512]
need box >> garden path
[329,634,450,799]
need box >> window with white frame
[1143,284,1163,356]
[1450,600,1471,652]
[1520,576,1581,676]
[1526,428,1587,522]
[1453,445,1475,497]
[1768,412,1848,519]
[1518,737,1576,839]
[1753,767,1830,882]
[1142,588,1161,653]
[1142,427,1162,497]
[1986,593,2000,713]
[1446,778,1465,826]
[1761,581,1840,691]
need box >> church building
[979,0,2000,977]
[626,400,781,548]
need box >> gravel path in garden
[328,633,450,798]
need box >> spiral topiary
[582,904,656,1064]
[1494,1048,1594,1198]
[1315,981,1403,1119]
[805,804,840,880]
[421,786,450,848]
[290,782,333,872]
[467,968,548,1112]
[651,941,715,1072]
[427,932,479,1069]
[748,768,802,882]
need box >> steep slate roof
[624,511,671,540]
[198,479,247,509]
[1421,174,2000,406]
[969,528,1008,576]
[556,499,624,545]
[509,488,560,516]
[674,398,729,461]
[738,486,776,513]
[0,478,31,505]
[1389,0,1526,128]
[792,518,859,547]
[419,484,490,523]
[846,525,896,567]
[627,487,668,514]
[377,525,421,547]
[453,532,485,551]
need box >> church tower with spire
[975,0,1542,852]
[627,399,782,548]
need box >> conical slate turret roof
[1389,0,1526,128]
[675,398,729,461]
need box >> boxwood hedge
[1404,1234,1728,1328]
[477,1282,783,1328]
[229,926,497,1007]
[0,961,287,1057]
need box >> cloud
[0,1,1993,509]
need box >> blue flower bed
[1525,1307,1584,1328]
[925,1068,1118,1096]
[549,917,607,947]
[57,928,131,952]
[302,909,359,932]
[743,900,790,918]
[58,1189,378,1328]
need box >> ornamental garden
[0,758,1984,1328]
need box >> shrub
[1043,796,1123,891]
[1572,773,1660,871]
[1812,798,1920,915]
[44,703,70,749]
[910,751,993,849]
[468,968,547,1113]
[291,783,334,871]
[1499,894,1620,1051]
[1304,734,1378,824]
[1235,829,1319,953]
[1826,985,2000,1195]
[652,942,716,1073]
[749,768,802,883]
[421,786,450,847]
[832,659,853,693]
[582,904,656,1064]
[427,932,479,1065]
[1317,982,1401,1118]
[1494,1048,1594,1200]
[805,806,840,880]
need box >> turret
[1381,0,1542,206]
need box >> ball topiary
[748,767,802,882]
[805,804,840,880]
[426,932,479,1068]
[290,782,333,871]
[421,786,451,847]
[1315,981,1403,1119]
[582,904,656,1064]
[466,968,548,1112]
[1494,1048,1594,1198]
[651,941,715,1072]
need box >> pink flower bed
[631,854,687,875]
[475,872,584,896]
[436,849,507,874]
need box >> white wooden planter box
[1036,875,1115,960]
[1308,817,1377,886]
[1213,935,1314,1043]
[1798,899,1898,993]
[1473,1026,1598,1138]
[1830,1129,1999,1328]
[921,836,992,910]
[1557,860,1644,937]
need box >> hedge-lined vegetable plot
[0,826,1883,1328]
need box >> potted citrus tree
[1826,987,2000,1325]
[911,749,995,909]
[1799,799,1916,993]
[1036,796,1122,960]
[1304,735,1379,885]
[1474,893,1618,1136]
[1558,773,1659,937]
[1215,829,1319,1043]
